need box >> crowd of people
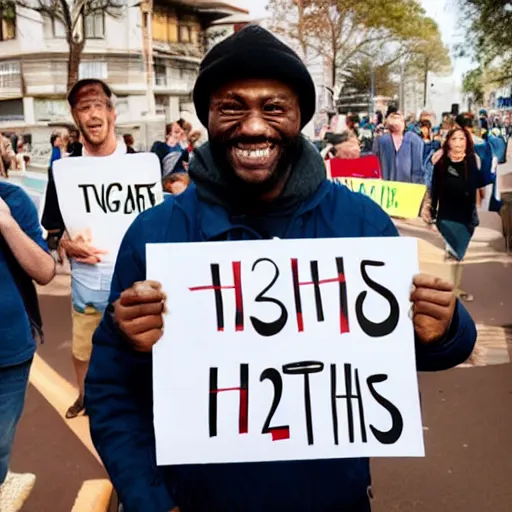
[315,105,507,301]
[0,24,486,512]
[0,132,30,177]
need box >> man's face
[208,78,301,193]
[387,113,405,134]
[172,123,184,140]
[72,84,116,148]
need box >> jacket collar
[194,180,332,241]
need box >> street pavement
[6,166,512,511]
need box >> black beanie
[193,25,316,129]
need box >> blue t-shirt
[0,182,48,367]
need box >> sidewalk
[12,384,107,512]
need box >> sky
[236,0,474,84]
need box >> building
[0,0,246,164]
[206,12,259,49]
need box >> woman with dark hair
[430,127,486,300]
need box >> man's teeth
[235,148,271,159]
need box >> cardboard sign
[328,156,382,179]
[148,237,424,466]
[334,178,426,219]
[53,153,163,264]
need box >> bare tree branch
[5,0,131,89]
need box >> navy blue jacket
[86,181,476,512]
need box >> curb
[30,355,115,511]
[72,480,113,512]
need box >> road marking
[29,354,101,464]
[71,479,113,512]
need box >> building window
[84,11,105,39]
[34,98,70,122]
[179,24,191,43]
[152,7,178,43]
[154,59,167,86]
[44,17,67,39]
[115,96,129,118]
[0,98,23,122]
[178,16,199,44]
[0,61,20,88]
[79,61,108,80]
[0,2,16,41]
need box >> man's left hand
[410,274,457,345]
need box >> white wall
[427,75,463,121]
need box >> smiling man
[59,79,129,419]
[86,26,477,512]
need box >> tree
[266,0,432,91]
[462,67,485,106]
[403,18,452,106]
[340,58,398,98]
[457,0,512,84]
[6,0,125,90]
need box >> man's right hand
[114,281,166,352]
[60,234,107,264]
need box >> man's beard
[209,133,302,199]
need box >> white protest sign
[148,237,424,466]
[53,153,163,264]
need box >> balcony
[0,61,22,100]
[152,58,197,95]
[23,59,67,96]
[153,76,195,95]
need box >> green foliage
[267,0,451,90]
[0,1,16,20]
[458,0,512,83]
[462,67,485,104]
[405,18,452,78]
[340,59,398,98]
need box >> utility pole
[141,0,156,117]
[369,64,375,116]
[423,58,429,109]
[399,60,405,112]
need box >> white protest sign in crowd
[53,153,163,263]
[148,237,425,466]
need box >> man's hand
[60,233,107,264]
[114,280,166,352]
[431,148,443,165]
[410,274,457,345]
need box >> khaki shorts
[72,306,103,362]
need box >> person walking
[86,26,477,512]
[372,112,424,184]
[0,181,55,511]
[429,127,487,301]
[56,79,131,419]
[151,122,189,177]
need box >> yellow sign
[333,178,427,219]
